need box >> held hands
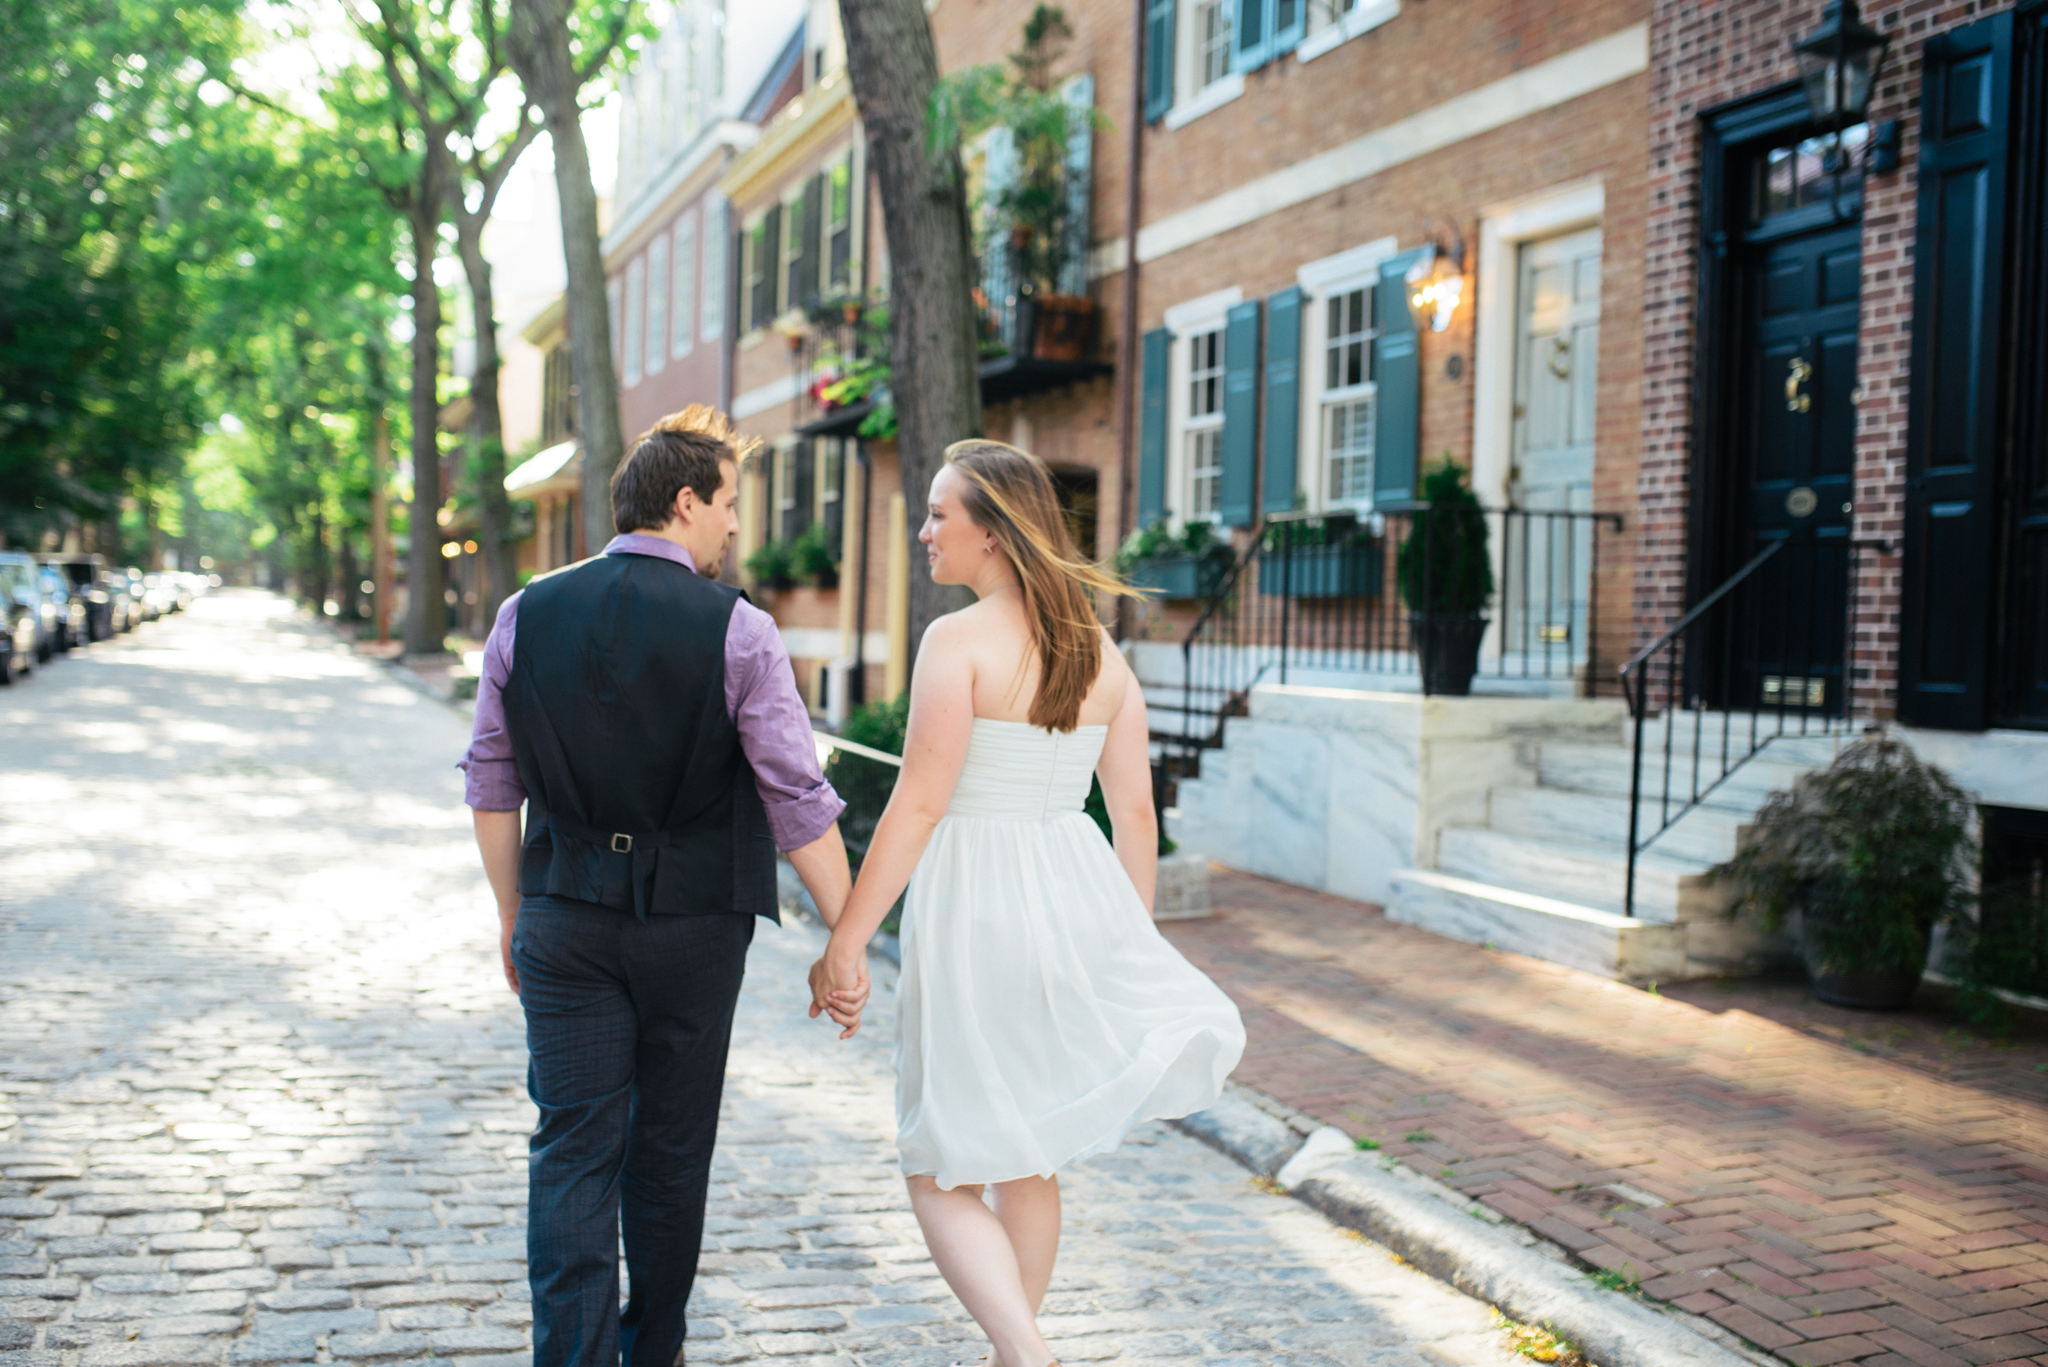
[807,947,870,1038]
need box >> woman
[808,441,1245,1367]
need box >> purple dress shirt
[459,533,845,852]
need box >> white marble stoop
[1390,721,1850,983]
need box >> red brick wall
[1635,0,2008,717]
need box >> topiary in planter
[1396,458,1493,694]
[1710,731,1974,1010]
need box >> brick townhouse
[507,0,2046,980]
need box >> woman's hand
[808,949,869,1038]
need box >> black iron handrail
[1153,506,1621,801]
[1618,536,1890,917]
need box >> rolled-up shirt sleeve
[725,599,845,850]
[459,593,527,811]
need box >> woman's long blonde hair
[944,440,1142,732]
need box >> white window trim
[607,278,624,389]
[1470,179,1604,509]
[1163,287,1240,527]
[1295,237,1399,513]
[1296,0,1400,63]
[1164,0,1245,130]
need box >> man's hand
[808,951,868,1038]
[499,909,521,996]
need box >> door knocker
[1547,337,1571,380]
[1786,486,1819,518]
[1785,356,1813,413]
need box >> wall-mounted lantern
[1406,224,1467,334]
[1792,0,1891,129]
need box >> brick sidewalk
[1160,868,2048,1367]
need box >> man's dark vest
[504,551,777,921]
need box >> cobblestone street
[0,593,1526,1367]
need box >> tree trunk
[403,197,447,656]
[454,217,519,627]
[508,0,625,561]
[838,0,985,659]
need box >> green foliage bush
[1114,519,1225,575]
[1396,458,1493,615]
[1711,732,1974,976]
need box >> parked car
[43,555,114,641]
[146,572,189,614]
[0,555,41,683]
[0,552,63,663]
[37,565,85,651]
[103,569,138,632]
[121,568,156,623]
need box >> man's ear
[672,483,697,526]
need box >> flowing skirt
[893,810,1246,1190]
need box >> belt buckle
[610,833,633,854]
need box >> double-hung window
[644,236,668,379]
[1185,328,1226,519]
[671,216,696,359]
[1321,286,1377,506]
[700,200,725,342]
[780,186,807,315]
[1196,0,1233,87]
[623,257,645,386]
[827,155,854,292]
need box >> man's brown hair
[610,405,763,533]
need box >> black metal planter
[1410,613,1488,696]
[1801,908,1931,1010]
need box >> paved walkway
[1,592,1528,1367]
[1159,869,2048,1367]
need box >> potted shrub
[791,523,839,590]
[1115,520,1229,600]
[1257,514,1383,599]
[743,539,797,592]
[931,7,1104,362]
[1711,732,1974,1011]
[1397,458,1493,695]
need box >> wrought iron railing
[1152,506,1622,791]
[1617,536,1889,916]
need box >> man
[461,405,859,1367]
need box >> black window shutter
[796,175,823,311]
[1373,255,1422,505]
[1144,0,1176,122]
[1219,300,1262,528]
[1898,12,2013,729]
[1138,327,1170,526]
[1262,286,1303,514]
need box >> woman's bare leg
[989,1176,1061,1314]
[906,1176,1054,1367]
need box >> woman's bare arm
[810,615,978,1035]
[1095,658,1159,912]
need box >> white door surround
[1471,181,1604,509]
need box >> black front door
[1726,221,1861,715]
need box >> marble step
[1434,825,1706,923]
[1489,785,1746,866]
[1537,740,1817,813]
[1634,717,1851,764]
[1386,869,1688,984]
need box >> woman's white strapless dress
[893,718,1246,1189]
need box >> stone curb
[1173,1084,1776,1367]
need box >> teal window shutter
[1232,0,1272,72]
[1139,328,1171,526]
[1373,255,1422,505]
[1219,300,1262,527]
[1144,0,1176,121]
[1272,0,1304,55]
[1262,286,1302,514]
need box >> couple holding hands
[462,406,1244,1367]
